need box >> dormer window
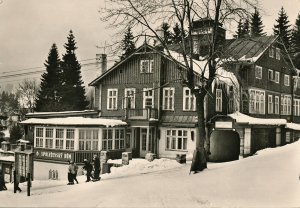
[268,69,273,81]
[255,66,262,79]
[276,48,280,60]
[269,47,274,58]
[284,74,290,86]
[140,60,154,73]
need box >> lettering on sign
[35,149,73,161]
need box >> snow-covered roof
[26,110,96,116]
[228,112,287,125]
[20,117,127,127]
[0,155,14,162]
[17,139,30,143]
[285,122,300,131]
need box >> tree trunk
[190,91,207,173]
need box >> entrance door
[140,128,148,157]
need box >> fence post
[27,173,31,196]
[13,170,16,193]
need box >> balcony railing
[125,108,158,120]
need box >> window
[140,60,154,73]
[55,129,64,149]
[255,66,262,79]
[249,89,265,114]
[284,75,290,86]
[114,129,125,149]
[275,96,279,114]
[268,95,273,114]
[66,129,74,150]
[268,69,274,81]
[286,132,290,143]
[79,129,99,151]
[269,47,274,58]
[124,88,135,109]
[294,99,300,116]
[215,89,222,112]
[228,86,234,113]
[102,129,113,150]
[276,48,280,60]
[183,87,196,111]
[143,88,154,108]
[281,95,292,115]
[107,89,118,110]
[163,88,175,110]
[274,72,280,83]
[35,127,44,148]
[45,128,53,148]
[166,129,188,150]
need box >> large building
[19,19,300,180]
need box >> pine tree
[172,23,184,43]
[250,8,265,37]
[241,19,250,38]
[121,27,136,59]
[60,30,89,111]
[291,13,300,54]
[9,124,24,144]
[35,44,62,112]
[273,7,291,50]
[162,22,173,44]
[235,19,243,38]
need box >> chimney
[96,54,107,75]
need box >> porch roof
[285,122,300,131]
[228,112,286,125]
[20,117,127,127]
[160,115,197,127]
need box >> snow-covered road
[1,141,300,207]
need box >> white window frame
[274,96,279,114]
[143,88,154,108]
[249,89,265,114]
[102,129,113,150]
[268,95,273,114]
[281,95,292,115]
[124,88,136,109]
[284,75,290,86]
[166,129,188,151]
[107,89,118,110]
[183,87,196,111]
[276,48,280,60]
[215,89,222,112]
[140,60,154,73]
[269,47,274,58]
[35,127,44,148]
[255,66,262,79]
[114,129,125,150]
[268,69,274,81]
[274,71,280,83]
[163,87,175,110]
[66,129,75,150]
[294,99,300,116]
[45,128,54,149]
[55,128,64,149]
[79,129,99,151]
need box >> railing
[125,108,158,120]
[74,151,101,164]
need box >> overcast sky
[0,0,300,87]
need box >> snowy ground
[1,141,300,208]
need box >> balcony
[125,108,158,121]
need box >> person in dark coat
[82,159,93,182]
[92,154,101,181]
[73,162,79,184]
[0,170,7,191]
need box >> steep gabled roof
[221,36,277,62]
[89,43,161,86]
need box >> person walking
[82,159,93,182]
[0,170,7,191]
[73,162,79,184]
[67,161,76,185]
[92,154,101,181]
